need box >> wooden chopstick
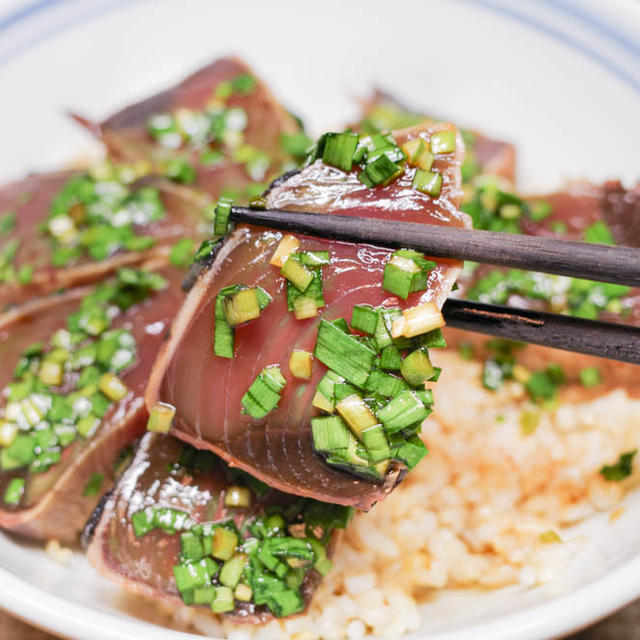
[443,299,640,365]
[231,207,640,288]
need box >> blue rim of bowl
[0,0,638,95]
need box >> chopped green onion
[600,449,637,482]
[311,415,352,453]
[3,478,25,505]
[292,296,319,320]
[361,424,391,462]
[289,350,312,380]
[169,238,196,267]
[3,433,36,466]
[146,402,176,433]
[312,371,344,413]
[579,366,601,388]
[400,349,435,386]
[98,373,128,401]
[39,361,63,386]
[583,220,615,245]
[234,583,253,602]
[401,138,434,171]
[280,132,313,158]
[364,370,407,398]
[266,589,305,617]
[382,251,432,300]
[281,256,314,292]
[377,390,430,434]
[223,288,269,326]
[77,414,100,438]
[413,169,442,197]
[314,320,376,387]
[211,586,235,613]
[270,235,300,267]
[219,554,247,588]
[214,291,235,359]
[390,433,428,469]
[213,197,233,236]
[391,302,445,339]
[358,154,403,188]
[351,305,378,335]
[224,486,252,508]
[241,365,286,419]
[379,344,402,370]
[336,394,378,440]
[211,527,239,562]
[0,211,16,236]
[0,422,18,448]
[430,130,456,154]
[298,250,330,266]
[322,132,359,172]
[529,201,553,222]
[82,473,104,497]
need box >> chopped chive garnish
[223,287,270,327]
[390,433,428,469]
[169,238,196,267]
[377,390,430,434]
[322,132,359,172]
[164,157,196,184]
[350,305,378,335]
[391,302,445,339]
[361,424,391,462]
[224,486,252,508]
[280,132,313,159]
[220,554,247,588]
[213,197,233,236]
[314,320,376,387]
[380,344,402,370]
[211,527,239,561]
[3,477,25,505]
[281,256,314,292]
[400,348,435,387]
[430,130,456,154]
[583,220,615,245]
[270,235,300,267]
[289,350,312,380]
[82,472,105,497]
[0,211,16,236]
[579,366,601,388]
[382,250,434,300]
[147,402,176,433]
[211,586,235,613]
[401,138,434,171]
[336,394,378,440]
[600,449,637,482]
[311,415,352,453]
[298,250,330,266]
[98,373,129,401]
[358,154,403,188]
[412,169,442,197]
[292,296,319,319]
[241,366,286,419]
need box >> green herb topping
[45,169,165,267]
[0,269,166,502]
[214,284,272,358]
[130,445,351,618]
[307,129,451,196]
[600,450,637,482]
[308,307,446,480]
